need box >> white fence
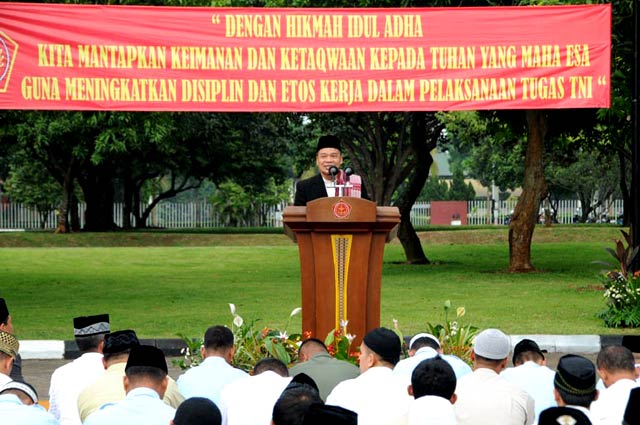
[0,199,625,230]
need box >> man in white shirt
[0,330,19,387]
[501,338,556,423]
[84,344,176,425]
[394,332,471,386]
[407,356,458,425]
[548,354,598,423]
[327,327,412,425]
[454,328,535,425]
[48,314,110,425]
[177,325,248,406]
[219,357,292,425]
[590,345,639,425]
[0,380,59,425]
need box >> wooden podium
[283,197,400,348]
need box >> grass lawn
[0,225,633,340]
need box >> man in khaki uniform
[78,329,183,421]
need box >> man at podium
[293,135,367,206]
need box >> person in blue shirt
[0,380,59,425]
[84,344,176,425]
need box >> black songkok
[316,135,341,152]
[73,314,110,337]
[512,338,545,364]
[173,397,221,425]
[0,298,8,323]
[622,335,640,354]
[125,344,168,374]
[538,407,591,425]
[302,404,357,425]
[363,327,401,366]
[554,354,596,395]
[103,330,140,355]
[290,372,320,394]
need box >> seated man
[394,333,471,385]
[289,338,359,401]
[454,328,535,425]
[78,329,183,421]
[49,313,110,425]
[177,325,248,406]
[271,382,323,425]
[549,354,598,423]
[0,380,59,425]
[219,357,293,425]
[327,327,411,425]
[590,345,639,424]
[500,338,556,422]
[0,330,19,387]
[407,357,457,425]
[0,298,23,381]
[84,344,176,425]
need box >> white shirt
[590,378,639,425]
[501,361,556,422]
[393,347,472,386]
[408,395,457,425]
[0,372,12,387]
[327,366,412,425]
[177,356,248,406]
[455,367,535,425]
[48,352,104,425]
[219,370,292,425]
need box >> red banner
[0,3,610,111]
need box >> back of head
[410,336,441,352]
[103,329,140,362]
[363,327,401,366]
[596,345,635,373]
[253,357,289,377]
[538,407,591,425]
[0,380,39,405]
[272,383,323,425]
[203,325,234,352]
[512,338,545,366]
[411,357,456,400]
[554,354,597,408]
[298,338,327,358]
[173,397,222,425]
[73,314,110,352]
[473,328,511,367]
[125,344,168,386]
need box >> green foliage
[229,303,302,371]
[324,321,358,365]
[425,300,478,364]
[4,163,62,223]
[596,230,640,328]
[419,169,475,201]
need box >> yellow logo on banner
[0,31,18,93]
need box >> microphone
[328,166,339,179]
[344,167,353,181]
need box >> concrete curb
[18,335,622,360]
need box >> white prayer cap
[473,328,510,360]
[409,333,440,350]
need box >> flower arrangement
[324,319,359,365]
[172,304,303,372]
[425,300,478,364]
[596,229,640,328]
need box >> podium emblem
[332,199,352,219]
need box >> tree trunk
[393,112,434,264]
[618,149,631,226]
[70,193,80,232]
[508,110,548,272]
[80,165,116,231]
[55,165,75,234]
[122,172,134,230]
